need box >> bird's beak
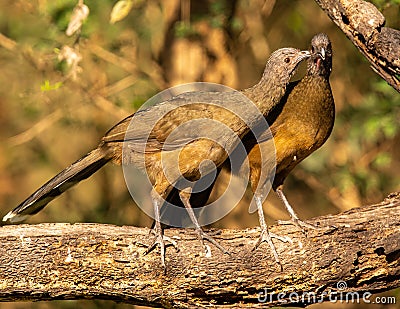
[298,50,311,62]
[317,47,326,60]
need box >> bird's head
[262,47,310,85]
[308,33,332,77]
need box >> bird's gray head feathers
[309,33,332,76]
[262,47,310,84]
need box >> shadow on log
[0,192,399,308]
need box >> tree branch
[314,0,400,92]
[0,192,399,308]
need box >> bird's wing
[102,91,257,153]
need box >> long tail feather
[3,148,111,223]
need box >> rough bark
[314,0,400,92]
[0,192,399,308]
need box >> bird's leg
[179,187,229,257]
[253,194,292,269]
[145,189,178,268]
[275,187,319,231]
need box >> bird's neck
[285,74,334,124]
[242,79,286,115]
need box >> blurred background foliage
[0,0,399,308]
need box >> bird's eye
[284,57,290,63]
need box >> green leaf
[110,0,134,24]
[40,80,63,92]
[373,152,392,168]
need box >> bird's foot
[194,228,230,258]
[277,217,332,234]
[144,229,179,268]
[253,228,293,251]
[269,232,294,244]
[253,228,292,270]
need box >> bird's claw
[144,231,179,268]
[253,229,292,251]
[277,218,325,233]
[145,234,179,251]
[269,232,294,244]
[195,228,230,257]
[253,228,290,270]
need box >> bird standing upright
[248,33,334,262]
[163,33,335,266]
[3,47,310,267]
[271,34,334,221]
